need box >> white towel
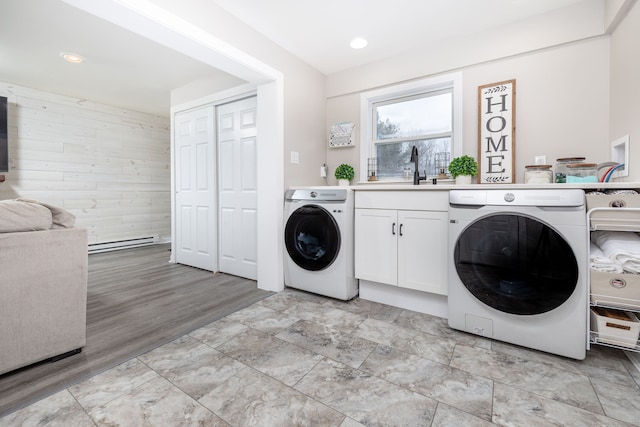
[590,241,624,273]
[592,231,640,274]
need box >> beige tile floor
[2,288,640,426]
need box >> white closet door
[217,97,257,280]
[174,106,217,271]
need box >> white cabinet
[397,210,448,293]
[354,191,448,295]
[354,209,397,286]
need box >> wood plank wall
[0,82,171,245]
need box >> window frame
[359,73,463,182]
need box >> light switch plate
[290,151,299,164]
[534,155,546,165]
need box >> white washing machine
[284,188,358,300]
[448,189,588,359]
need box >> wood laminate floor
[0,244,272,417]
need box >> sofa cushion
[0,199,53,232]
[17,198,76,228]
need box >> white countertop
[347,181,640,191]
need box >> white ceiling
[0,0,242,117]
[0,0,587,116]
[209,0,586,75]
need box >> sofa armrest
[0,227,88,375]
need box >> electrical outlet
[534,155,546,165]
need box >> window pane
[376,93,452,140]
[375,138,451,179]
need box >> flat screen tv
[0,96,7,172]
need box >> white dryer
[448,189,588,359]
[284,188,358,300]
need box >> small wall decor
[477,79,516,183]
[329,121,355,148]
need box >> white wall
[462,38,610,179]
[170,75,248,107]
[327,37,611,183]
[152,0,327,189]
[610,1,640,181]
[0,81,171,244]
[326,1,605,98]
[326,94,361,185]
[326,2,640,184]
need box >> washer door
[453,213,578,315]
[285,204,341,271]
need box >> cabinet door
[355,209,398,285]
[397,210,448,295]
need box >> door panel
[219,138,234,191]
[241,208,258,265]
[174,106,216,271]
[398,210,448,294]
[354,209,397,285]
[241,137,257,191]
[218,97,258,280]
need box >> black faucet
[410,146,426,185]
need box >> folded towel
[592,231,640,274]
[590,241,624,273]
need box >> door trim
[72,0,286,293]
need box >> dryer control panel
[285,189,348,202]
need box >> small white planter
[455,175,473,185]
[338,179,350,187]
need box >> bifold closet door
[217,96,258,280]
[174,106,217,271]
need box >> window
[360,73,462,182]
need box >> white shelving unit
[587,202,640,353]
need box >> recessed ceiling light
[349,38,368,49]
[60,52,85,63]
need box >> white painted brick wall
[0,81,171,245]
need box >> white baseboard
[359,279,448,318]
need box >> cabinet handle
[399,223,403,236]
[392,222,396,235]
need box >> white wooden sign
[478,80,516,184]
[329,121,355,148]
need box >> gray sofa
[0,199,88,375]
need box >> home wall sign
[477,79,516,183]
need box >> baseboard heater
[88,236,159,254]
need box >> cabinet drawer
[591,307,640,349]
[587,193,640,231]
[355,191,448,211]
[591,270,640,310]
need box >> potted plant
[334,163,355,186]
[448,155,478,184]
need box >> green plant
[334,163,355,181]
[448,155,478,178]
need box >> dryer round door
[285,204,341,271]
[453,213,578,315]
